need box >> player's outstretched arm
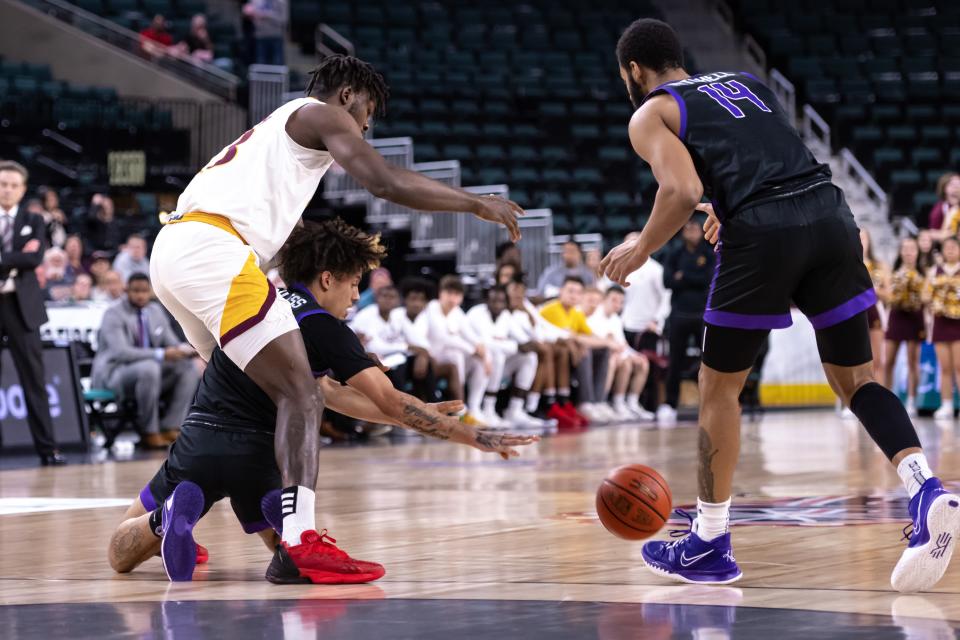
[600,98,703,286]
[287,104,522,241]
[342,367,539,459]
[318,376,462,425]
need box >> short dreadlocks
[306,54,389,118]
[277,218,387,286]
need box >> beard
[626,75,645,109]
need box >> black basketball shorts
[701,184,875,373]
[140,423,280,533]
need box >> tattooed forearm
[697,426,720,502]
[400,403,453,440]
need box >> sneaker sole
[891,493,960,593]
[266,544,385,585]
[641,556,743,585]
[161,482,204,582]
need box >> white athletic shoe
[891,478,960,593]
[627,400,656,421]
[933,402,954,420]
[656,404,677,426]
[504,408,543,428]
[840,407,856,420]
[480,408,509,429]
[579,404,606,424]
[595,403,620,423]
[611,402,638,422]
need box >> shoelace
[666,508,695,549]
[306,529,349,559]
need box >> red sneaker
[265,529,385,585]
[547,402,579,430]
[196,543,209,564]
[562,402,590,427]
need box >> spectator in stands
[356,267,391,311]
[92,269,125,304]
[884,237,925,416]
[580,287,603,318]
[244,0,287,65]
[496,241,522,269]
[927,172,960,239]
[584,248,603,276]
[534,240,596,301]
[41,247,74,302]
[861,228,890,384]
[88,251,113,284]
[659,220,714,424]
[421,275,485,423]
[86,194,120,253]
[113,234,150,284]
[917,228,939,271]
[64,234,88,280]
[505,278,578,428]
[465,286,544,428]
[37,186,67,248]
[589,286,654,421]
[70,273,93,303]
[140,14,174,58]
[91,273,200,449]
[0,160,65,465]
[181,14,214,64]
[924,237,960,420]
[540,276,616,424]
[351,284,435,403]
[495,262,519,287]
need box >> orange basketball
[596,464,672,540]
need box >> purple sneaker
[261,489,283,535]
[641,510,742,585]
[160,481,205,582]
[891,477,960,593]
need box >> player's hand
[473,195,524,242]
[697,203,721,245]
[599,236,648,287]
[471,429,540,459]
[427,400,464,415]
[163,347,187,362]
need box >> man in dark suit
[0,161,65,465]
[91,273,200,449]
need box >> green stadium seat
[451,99,480,117]
[920,126,951,145]
[839,35,870,55]
[508,146,538,161]
[603,191,632,210]
[914,191,940,216]
[415,143,440,161]
[905,104,937,123]
[569,191,599,209]
[573,167,603,185]
[476,144,505,160]
[481,123,510,139]
[541,146,570,161]
[484,100,510,116]
[942,105,960,124]
[886,125,916,143]
[510,167,540,186]
[890,170,922,188]
[142,0,171,17]
[911,147,942,169]
[598,146,630,163]
[605,215,635,234]
[511,123,540,139]
[873,148,904,172]
[806,35,837,56]
[537,191,566,209]
[869,104,900,124]
[479,167,508,184]
[441,144,473,162]
[12,76,39,93]
[874,80,905,101]
[420,121,451,137]
[542,168,573,184]
[451,122,481,138]
[108,0,138,13]
[572,213,601,233]
[571,124,601,139]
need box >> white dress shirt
[0,205,19,293]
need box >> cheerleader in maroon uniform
[925,236,960,419]
[861,229,890,381]
[883,237,925,416]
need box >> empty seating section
[732,0,960,221]
[291,0,681,239]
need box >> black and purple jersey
[644,71,832,219]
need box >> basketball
[596,465,672,540]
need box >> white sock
[897,453,934,499]
[507,397,525,415]
[526,392,541,413]
[627,393,640,405]
[696,497,731,541]
[613,393,626,406]
[281,486,316,546]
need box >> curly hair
[306,54,389,119]
[616,18,684,74]
[276,218,386,286]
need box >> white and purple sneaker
[160,481,205,582]
[641,511,742,585]
[891,477,960,593]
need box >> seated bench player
[106,219,538,584]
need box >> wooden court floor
[1,409,959,638]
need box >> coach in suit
[91,273,200,449]
[0,161,64,465]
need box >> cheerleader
[861,228,890,381]
[925,236,960,419]
[883,237,925,416]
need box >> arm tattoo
[474,430,503,450]
[697,427,720,502]
[401,403,452,440]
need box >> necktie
[138,310,149,348]
[0,214,12,253]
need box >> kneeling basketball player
[108,219,538,583]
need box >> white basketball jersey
[174,97,334,262]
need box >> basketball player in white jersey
[149,55,524,581]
